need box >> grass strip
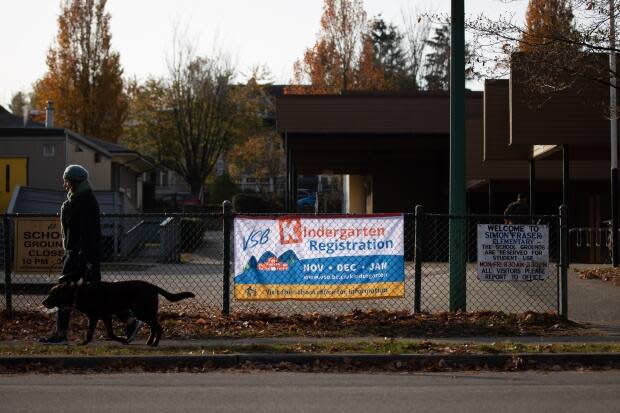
[2,340,620,357]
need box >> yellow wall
[0,158,27,212]
[348,175,367,214]
[66,142,111,190]
[365,175,373,213]
[345,174,373,214]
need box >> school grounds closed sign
[233,214,405,300]
[477,224,549,281]
[13,218,64,273]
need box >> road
[1,371,619,413]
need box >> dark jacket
[59,189,102,282]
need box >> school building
[276,59,615,263]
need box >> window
[74,145,83,152]
[159,170,169,187]
[43,144,55,157]
[94,153,101,163]
[5,165,10,192]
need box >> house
[0,103,153,212]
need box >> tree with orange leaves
[520,0,577,52]
[227,132,284,184]
[32,0,127,142]
[291,0,387,94]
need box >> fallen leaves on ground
[576,267,620,286]
[0,309,586,342]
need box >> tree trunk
[188,178,203,196]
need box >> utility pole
[611,0,619,267]
[449,0,467,311]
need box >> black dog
[42,281,195,346]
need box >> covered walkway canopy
[276,92,485,213]
[276,92,504,213]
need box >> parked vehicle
[297,192,316,207]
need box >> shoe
[39,334,68,345]
[125,319,144,343]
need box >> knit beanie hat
[63,164,89,182]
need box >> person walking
[504,192,530,225]
[40,165,143,344]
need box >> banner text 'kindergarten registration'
[233,215,405,300]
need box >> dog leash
[47,260,56,282]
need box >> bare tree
[124,38,261,198]
[401,6,432,90]
[164,43,237,195]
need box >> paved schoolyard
[568,264,620,331]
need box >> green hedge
[232,193,284,213]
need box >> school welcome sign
[233,214,405,301]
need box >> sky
[0,0,529,108]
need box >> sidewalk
[77,335,620,347]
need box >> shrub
[207,173,239,205]
[232,193,284,213]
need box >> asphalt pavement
[568,264,620,331]
[1,371,619,413]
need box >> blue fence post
[559,205,568,320]
[222,201,232,316]
[414,205,423,313]
[3,215,12,317]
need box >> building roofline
[65,130,113,158]
[0,127,66,136]
[277,90,484,99]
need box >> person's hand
[58,271,81,284]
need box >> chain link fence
[1,213,226,314]
[1,209,565,316]
[419,213,560,314]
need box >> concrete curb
[2,353,620,372]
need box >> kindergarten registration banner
[233,214,405,301]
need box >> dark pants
[56,257,131,336]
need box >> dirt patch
[1,309,588,342]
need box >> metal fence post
[414,205,423,313]
[448,0,467,313]
[559,205,568,320]
[3,215,12,317]
[222,201,232,316]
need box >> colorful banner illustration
[233,214,405,301]
[477,224,549,281]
